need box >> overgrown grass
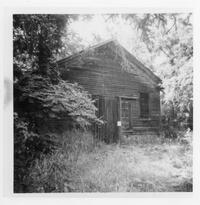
[74,130,192,192]
[28,130,95,192]
[28,130,192,192]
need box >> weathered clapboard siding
[61,65,156,96]
[58,40,161,142]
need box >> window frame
[139,92,150,119]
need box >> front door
[121,98,136,131]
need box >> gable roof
[58,39,162,84]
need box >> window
[140,93,149,118]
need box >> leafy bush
[14,74,102,130]
[14,113,58,192]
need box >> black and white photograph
[11,12,193,193]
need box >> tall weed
[27,130,94,192]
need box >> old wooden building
[58,40,162,143]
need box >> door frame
[117,96,138,143]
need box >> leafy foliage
[14,74,101,128]
[14,113,57,192]
[13,14,74,77]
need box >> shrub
[14,113,58,192]
[15,74,103,129]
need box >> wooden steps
[122,127,160,136]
